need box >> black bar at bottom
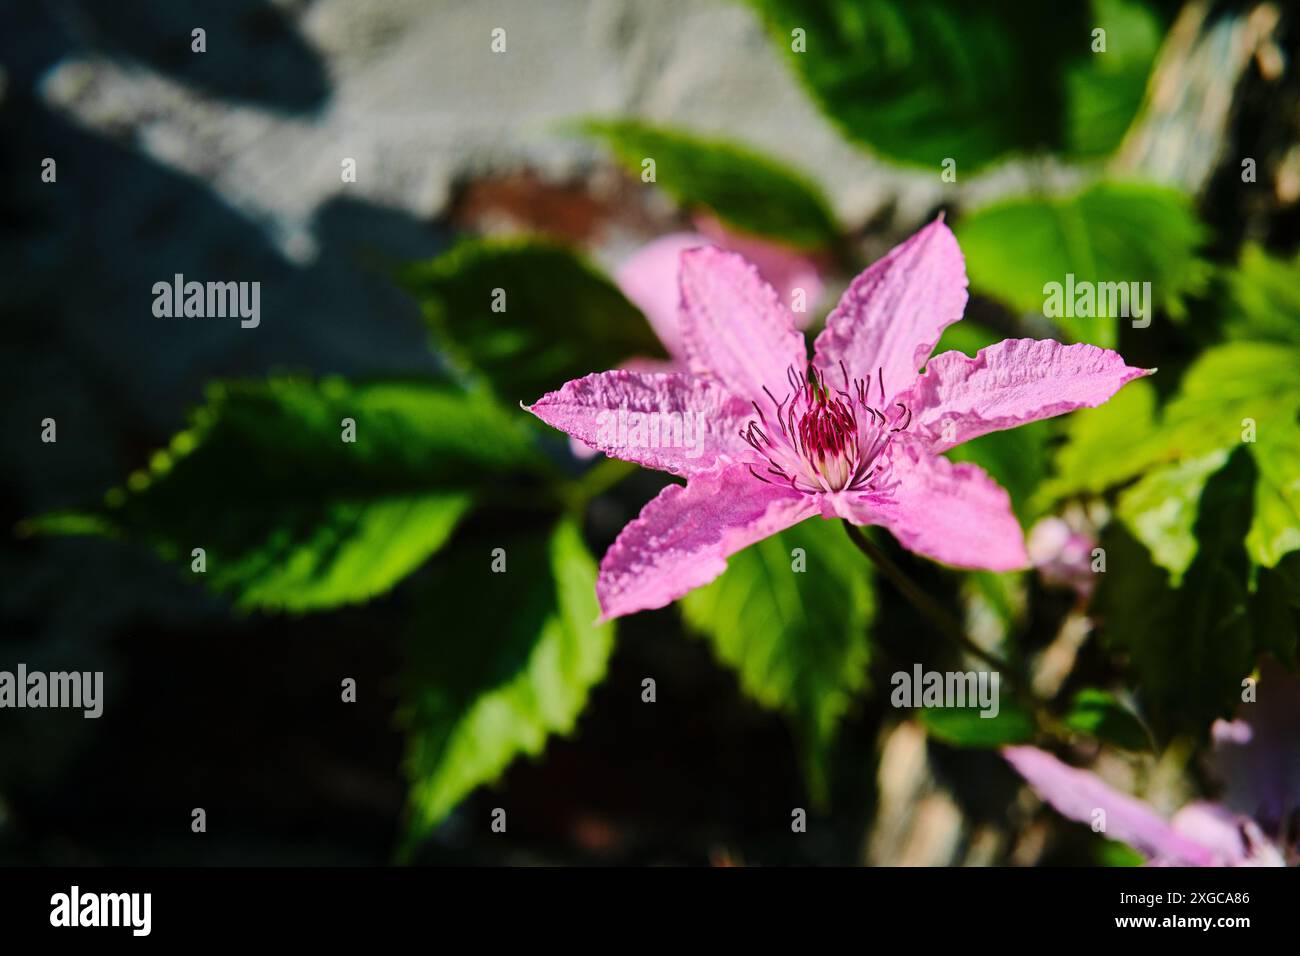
[0,866,1287,941]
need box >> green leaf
[917,697,1035,748]
[402,237,664,405]
[1115,449,1228,584]
[26,378,544,612]
[1127,344,1300,571]
[1250,426,1300,568]
[577,119,838,250]
[1153,342,1300,459]
[1043,341,1300,572]
[1223,244,1300,348]
[746,0,1163,171]
[1094,449,1260,738]
[680,518,873,801]
[1063,0,1164,158]
[1038,376,1158,503]
[956,180,1210,346]
[1062,688,1148,750]
[401,518,614,840]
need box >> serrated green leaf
[1062,688,1149,750]
[1245,412,1300,567]
[401,518,614,840]
[956,181,1209,347]
[402,237,664,405]
[1115,449,1228,584]
[1094,449,1259,738]
[1152,342,1300,459]
[1043,339,1300,572]
[746,0,1164,171]
[577,119,838,250]
[1122,344,1300,570]
[680,518,872,802]
[26,378,544,612]
[1223,244,1300,348]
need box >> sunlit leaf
[1043,341,1300,573]
[1223,244,1300,348]
[956,181,1209,347]
[26,378,544,611]
[1115,449,1227,584]
[1038,376,1159,503]
[402,517,614,839]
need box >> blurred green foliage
[1061,689,1148,751]
[746,0,1163,171]
[918,698,1035,747]
[578,119,840,250]
[956,181,1210,347]
[402,237,663,405]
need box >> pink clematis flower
[1005,659,1299,867]
[527,219,1150,621]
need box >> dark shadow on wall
[1,0,331,115]
[0,0,454,864]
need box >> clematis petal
[1168,803,1257,866]
[813,218,967,403]
[527,370,754,477]
[1003,746,1219,866]
[695,214,824,324]
[902,338,1152,451]
[824,439,1028,571]
[615,233,711,359]
[617,230,822,363]
[1174,803,1287,867]
[678,246,807,402]
[596,463,818,620]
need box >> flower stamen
[740,363,914,495]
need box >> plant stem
[842,521,1013,674]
